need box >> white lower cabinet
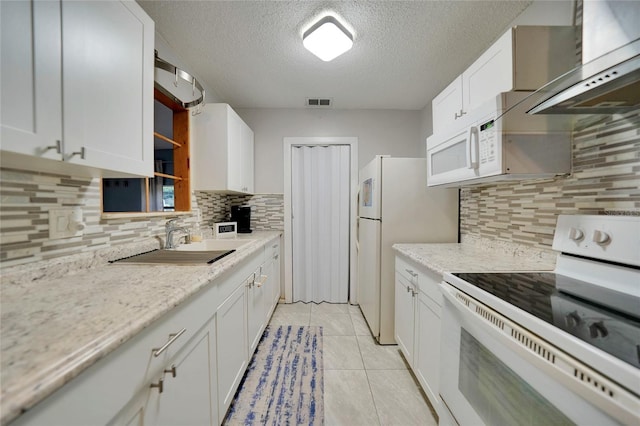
[394,255,443,417]
[415,290,441,410]
[114,318,218,426]
[394,272,416,362]
[247,268,265,357]
[11,237,281,426]
[216,284,248,418]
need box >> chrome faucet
[165,218,191,249]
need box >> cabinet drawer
[395,256,420,283]
[417,268,443,307]
[216,249,263,306]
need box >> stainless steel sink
[111,249,235,265]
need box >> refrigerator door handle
[356,218,360,252]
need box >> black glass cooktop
[452,272,640,369]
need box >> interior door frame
[283,136,359,304]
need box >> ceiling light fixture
[303,15,353,62]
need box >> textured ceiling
[138,1,532,110]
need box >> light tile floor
[269,302,438,426]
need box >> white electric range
[439,215,640,425]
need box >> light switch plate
[49,208,83,239]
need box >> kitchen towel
[223,325,324,425]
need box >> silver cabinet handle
[69,147,85,160]
[255,274,267,287]
[150,378,164,393]
[405,269,418,278]
[246,273,256,288]
[152,328,186,357]
[274,254,279,260]
[45,140,62,154]
[406,285,411,293]
[164,365,177,378]
[272,244,278,249]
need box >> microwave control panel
[478,119,497,165]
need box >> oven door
[439,282,632,426]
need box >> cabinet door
[431,76,463,136]
[242,123,255,193]
[1,0,62,160]
[462,28,513,113]
[110,321,218,426]
[62,0,154,177]
[415,292,441,414]
[146,326,217,426]
[394,272,415,364]
[216,284,247,416]
[226,110,244,192]
[247,272,265,356]
[272,247,281,307]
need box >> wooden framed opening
[101,89,191,214]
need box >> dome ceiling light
[302,15,353,62]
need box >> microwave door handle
[468,126,480,169]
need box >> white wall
[236,108,422,193]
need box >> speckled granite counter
[0,231,281,425]
[393,235,557,276]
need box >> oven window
[431,139,467,175]
[459,329,573,425]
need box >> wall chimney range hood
[528,1,640,115]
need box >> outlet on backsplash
[48,208,84,239]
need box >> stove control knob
[589,321,608,339]
[568,228,584,241]
[592,230,611,245]
[565,311,581,328]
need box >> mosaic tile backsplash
[0,169,284,267]
[1,108,638,267]
[460,110,640,249]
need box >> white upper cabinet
[192,103,255,194]
[432,26,575,136]
[1,0,63,160]
[62,1,154,176]
[432,76,464,136]
[0,0,154,177]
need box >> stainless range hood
[527,1,640,115]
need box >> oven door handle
[439,282,640,426]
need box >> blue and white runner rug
[223,325,324,425]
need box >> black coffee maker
[230,206,252,233]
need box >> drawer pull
[255,275,267,287]
[153,328,187,357]
[164,365,177,378]
[150,378,164,393]
[405,269,418,278]
[246,273,256,288]
[274,254,279,260]
[272,244,278,249]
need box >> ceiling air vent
[306,98,333,108]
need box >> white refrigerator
[357,156,458,344]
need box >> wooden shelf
[154,131,182,148]
[154,172,183,181]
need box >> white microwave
[426,92,572,187]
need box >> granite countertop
[0,231,281,425]
[393,236,557,275]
